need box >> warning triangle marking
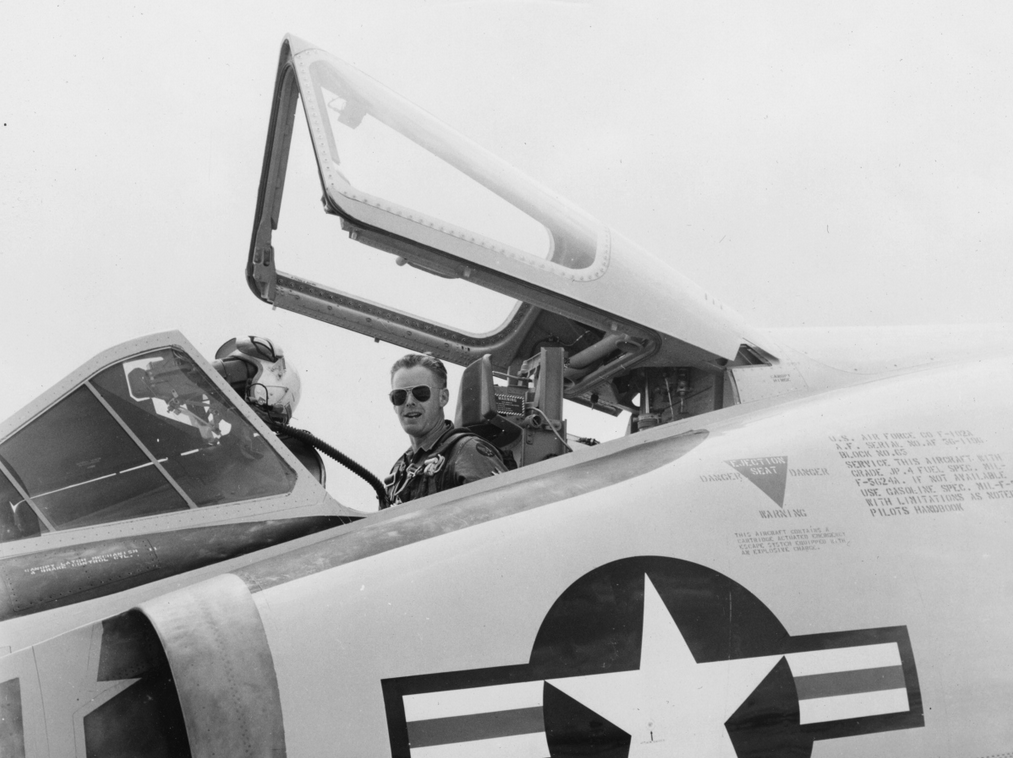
[726,457,788,507]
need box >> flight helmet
[213,336,301,425]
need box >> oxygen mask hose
[272,423,388,509]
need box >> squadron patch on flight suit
[475,441,498,458]
[381,557,923,758]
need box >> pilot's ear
[438,386,450,408]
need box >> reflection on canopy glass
[0,468,42,542]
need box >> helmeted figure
[213,336,301,425]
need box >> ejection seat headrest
[454,355,521,448]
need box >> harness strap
[385,429,475,506]
[431,428,472,458]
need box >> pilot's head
[390,354,450,446]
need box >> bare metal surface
[140,573,286,758]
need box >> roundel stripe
[382,557,923,758]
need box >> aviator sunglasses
[389,385,435,406]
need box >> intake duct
[83,610,192,757]
[0,574,285,758]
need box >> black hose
[273,423,387,509]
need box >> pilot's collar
[411,420,453,457]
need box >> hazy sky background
[2,1,1011,509]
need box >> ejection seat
[454,350,569,468]
[454,355,522,451]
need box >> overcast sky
[2,1,1011,508]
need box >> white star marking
[547,575,783,757]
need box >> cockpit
[0,336,342,547]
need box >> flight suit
[384,421,507,507]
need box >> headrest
[455,355,498,427]
[454,355,521,449]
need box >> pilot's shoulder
[451,434,506,468]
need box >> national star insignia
[547,575,783,757]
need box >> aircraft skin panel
[232,353,1007,757]
[767,323,1013,376]
[0,515,367,663]
[0,516,351,622]
[234,429,709,591]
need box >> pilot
[384,353,507,507]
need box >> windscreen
[0,349,296,540]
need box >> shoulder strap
[431,427,475,458]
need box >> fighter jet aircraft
[1,34,1011,758]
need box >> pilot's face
[391,365,449,443]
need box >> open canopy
[248,36,767,417]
